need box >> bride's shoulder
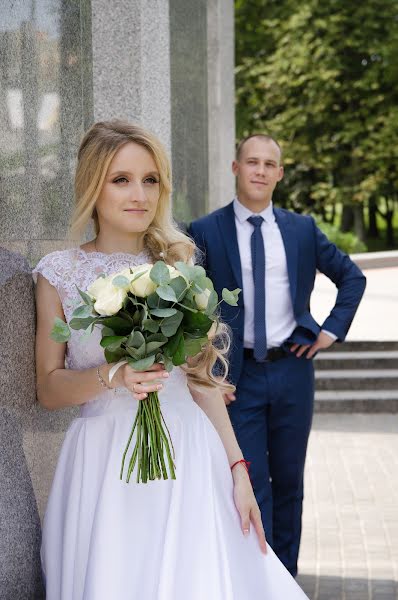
[32,247,82,287]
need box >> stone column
[91,0,172,152]
[207,0,236,211]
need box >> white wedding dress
[33,248,308,600]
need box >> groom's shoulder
[190,203,231,231]
[275,207,315,228]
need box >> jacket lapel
[216,202,243,290]
[274,208,298,307]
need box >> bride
[34,120,308,599]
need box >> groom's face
[232,137,284,209]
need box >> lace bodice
[32,247,153,371]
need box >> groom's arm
[312,218,366,341]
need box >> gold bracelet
[96,366,112,390]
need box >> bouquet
[51,259,240,484]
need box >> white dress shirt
[233,198,297,349]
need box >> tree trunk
[341,205,354,232]
[353,205,366,242]
[367,198,379,238]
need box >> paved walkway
[297,414,398,599]
[311,267,398,341]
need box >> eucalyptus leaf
[160,310,184,337]
[112,275,130,289]
[50,317,71,343]
[174,261,195,282]
[169,276,188,301]
[205,290,219,316]
[162,355,174,372]
[222,288,241,306]
[163,327,183,358]
[150,307,177,317]
[156,285,177,303]
[101,325,115,337]
[104,347,126,363]
[146,339,168,354]
[72,304,94,319]
[142,319,160,333]
[70,316,97,331]
[127,355,156,371]
[127,330,146,349]
[150,261,171,285]
[100,335,127,349]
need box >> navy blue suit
[189,202,366,575]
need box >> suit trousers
[228,352,314,577]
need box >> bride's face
[95,142,160,235]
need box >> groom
[188,134,366,576]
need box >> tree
[235,0,398,246]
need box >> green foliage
[235,0,398,246]
[316,219,367,254]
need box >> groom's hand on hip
[290,330,336,359]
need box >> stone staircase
[314,341,398,412]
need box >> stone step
[332,341,398,352]
[314,390,398,413]
[315,369,398,390]
[315,351,398,370]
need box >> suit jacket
[188,202,366,385]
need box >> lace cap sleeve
[32,250,71,289]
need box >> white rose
[207,320,218,340]
[129,264,157,297]
[195,288,211,310]
[94,283,127,316]
[87,275,111,300]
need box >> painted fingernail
[243,529,249,536]
[157,384,163,390]
[162,372,170,378]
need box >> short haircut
[236,134,283,163]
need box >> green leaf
[76,285,94,306]
[146,338,168,354]
[101,316,132,335]
[169,276,189,301]
[174,261,195,282]
[205,290,219,316]
[163,327,183,358]
[184,336,207,356]
[104,347,126,363]
[142,319,160,333]
[147,292,169,309]
[150,261,171,285]
[161,310,184,337]
[127,355,156,371]
[162,355,174,372]
[222,288,241,306]
[126,330,145,349]
[100,335,127,351]
[70,316,97,331]
[50,317,71,343]
[182,310,213,336]
[112,275,130,289]
[150,307,177,317]
[172,334,186,366]
[156,285,177,302]
[72,304,94,319]
[101,325,116,337]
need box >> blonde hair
[70,119,234,396]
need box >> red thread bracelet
[230,459,251,473]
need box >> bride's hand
[232,464,267,554]
[109,363,170,400]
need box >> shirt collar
[233,197,275,225]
